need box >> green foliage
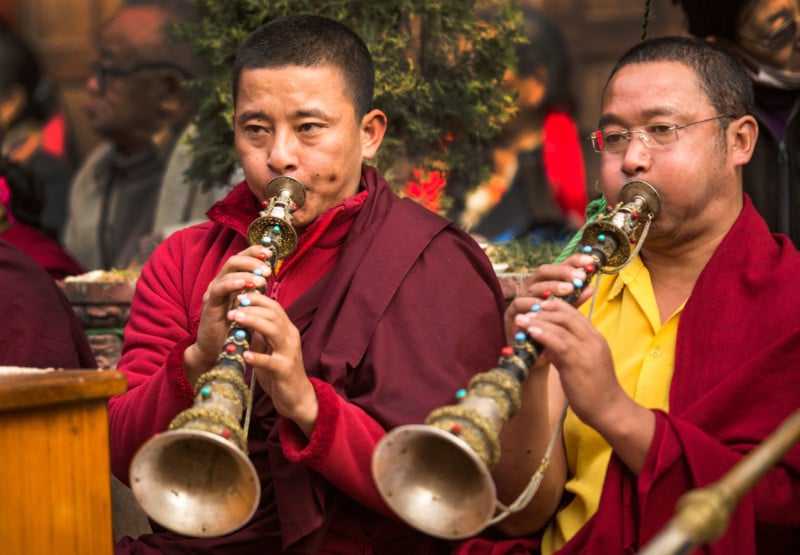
[486,238,570,272]
[174,0,525,192]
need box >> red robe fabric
[110,165,507,554]
[454,196,800,555]
[1,222,84,280]
[0,239,95,368]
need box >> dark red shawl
[0,239,95,368]
[1,223,84,280]
[456,196,800,554]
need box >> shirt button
[650,348,661,357]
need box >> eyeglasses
[589,115,735,154]
[90,62,193,93]
[739,15,800,51]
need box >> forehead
[236,64,350,107]
[601,61,710,122]
[99,8,166,58]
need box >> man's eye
[647,124,674,136]
[604,132,625,144]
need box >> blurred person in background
[0,24,74,239]
[0,156,83,279]
[675,0,800,246]
[63,0,218,271]
[455,5,588,245]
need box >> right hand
[183,245,274,385]
[504,253,596,342]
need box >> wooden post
[0,369,127,555]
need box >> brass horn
[371,180,661,540]
[129,176,306,537]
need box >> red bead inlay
[501,346,514,357]
[584,264,595,273]
[221,428,232,439]
[226,344,237,353]
[245,282,255,289]
[542,289,552,299]
[450,424,462,434]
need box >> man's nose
[620,131,652,174]
[267,131,298,174]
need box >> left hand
[514,297,623,430]
[514,293,657,474]
[227,292,318,437]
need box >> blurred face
[233,64,384,232]
[84,7,174,152]
[736,0,800,70]
[597,62,742,249]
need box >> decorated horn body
[129,176,306,538]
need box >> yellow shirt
[541,256,683,554]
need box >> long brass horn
[371,180,661,540]
[129,176,306,537]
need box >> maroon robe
[454,196,800,555]
[111,165,507,554]
[0,239,95,368]
[1,222,84,280]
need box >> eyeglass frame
[588,114,736,154]
[90,61,193,93]
[738,14,800,51]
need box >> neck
[640,224,729,323]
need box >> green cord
[553,196,607,263]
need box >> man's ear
[360,109,387,160]
[156,71,197,129]
[728,114,758,167]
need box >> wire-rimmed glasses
[589,115,735,154]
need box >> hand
[228,293,318,437]
[184,245,273,384]
[513,298,620,428]
[505,254,595,342]
[514,295,656,473]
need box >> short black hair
[232,14,374,118]
[0,27,54,124]
[604,36,754,120]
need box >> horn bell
[129,429,261,537]
[371,424,496,540]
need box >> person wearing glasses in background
[453,36,800,555]
[63,0,223,271]
[673,0,800,248]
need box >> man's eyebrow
[235,110,267,125]
[598,108,679,129]
[235,108,330,125]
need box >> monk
[455,36,800,555]
[109,14,506,554]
